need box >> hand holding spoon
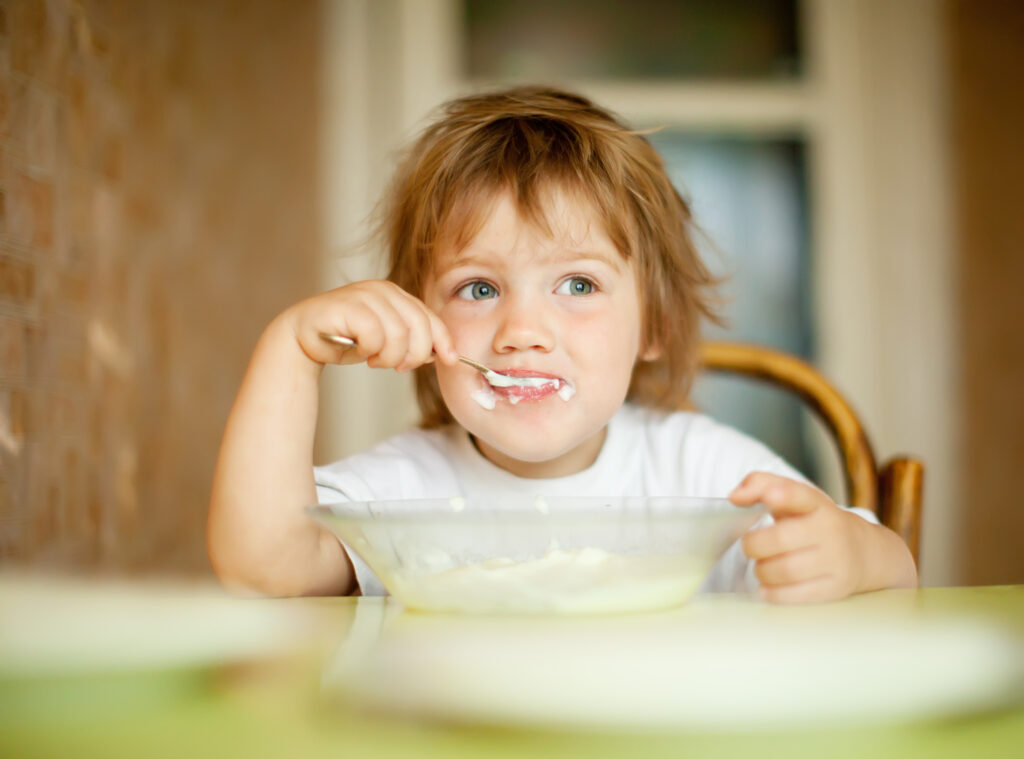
[318,333,554,388]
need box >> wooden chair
[700,342,924,565]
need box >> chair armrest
[878,456,924,566]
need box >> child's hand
[729,472,917,604]
[283,280,459,372]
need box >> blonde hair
[378,85,722,427]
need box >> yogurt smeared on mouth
[471,387,497,410]
[470,372,575,410]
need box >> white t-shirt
[314,403,877,596]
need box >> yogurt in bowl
[309,496,765,615]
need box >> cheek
[573,305,643,358]
[434,364,492,428]
[434,359,473,410]
[438,305,488,345]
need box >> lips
[497,368,563,381]
[486,368,567,403]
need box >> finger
[753,547,826,586]
[729,471,788,505]
[424,309,458,364]
[742,518,813,559]
[332,304,387,363]
[359,297,411,369]
[392,287,458,363]
[731,473,822,519]
[758,576,841,605]
[388,298,436,372]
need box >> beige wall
[0,0,322,573]
[950,0,1024,585]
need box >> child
[207,86,917,603]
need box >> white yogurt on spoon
[483,371,557,389]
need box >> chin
[459,406,602,466]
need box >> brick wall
[0,0,322,573]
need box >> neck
[471,426,607,479]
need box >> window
[650,133,816,477]
[464,0,801,81]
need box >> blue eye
[456,281,498,300]
[556,277,595,296]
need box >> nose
[492,294,556,354]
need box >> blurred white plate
[0,574,314,677]
[327,595,1024,730]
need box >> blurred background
[0,0,1021,588]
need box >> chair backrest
[699,342,923,564]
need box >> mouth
[483,369,575,405]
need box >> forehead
[434,187,626,271]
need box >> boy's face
[423,190,651,478]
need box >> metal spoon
[318,332,554,388]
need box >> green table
[2,581,1022,759]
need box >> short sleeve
[314,469,387,596]
[311,428,463,597]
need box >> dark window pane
[647,133,817,479]
[464,0,801,81]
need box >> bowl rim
[307,498,765,527]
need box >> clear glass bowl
[310,496,765,615]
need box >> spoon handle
[318,332,489,376]
[319,332,356,348]
[454,356,491,374]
